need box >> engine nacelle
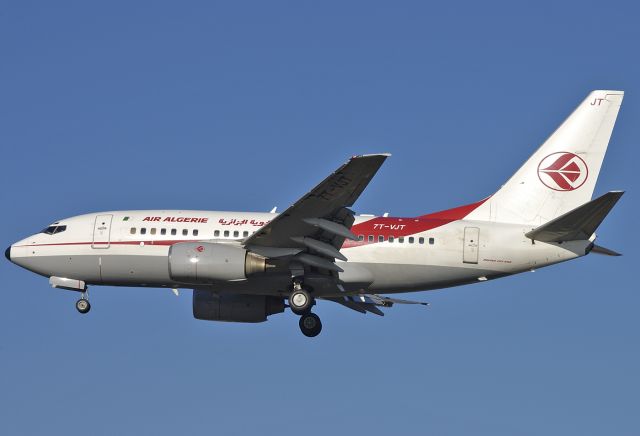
[168,242,266,283]
[193,290,285,323]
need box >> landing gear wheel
[299,313,322,337]
[289,289,313,315]
[76,298,91,314]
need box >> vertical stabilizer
[466,90,624,225]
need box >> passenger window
[233,231,239,237]
[130,228,136,235]
[141,228,147,235]
[389,236,394,243]
[182,229,188,236]
[409,237,414,244]
[214,230,220,237]
[160,228,166,235]
[419,237,424,244]
[150,228,156,235]
[378,235,384,242]
[358,235,364,241]
[368,235,374,242]
[429,237,435,245]
[398,237,404,243]
[224,230,229,237]
[243,231,249,237]
[193,229,199,236]
[171,229,177,236]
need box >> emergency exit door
[463,227,480,264]
[92,214,113,248]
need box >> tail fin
[466,90,624,225]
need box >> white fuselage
[8,210,591,297]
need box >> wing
[244,154,390,274]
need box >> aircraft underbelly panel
[98,254,171,284]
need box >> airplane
[5,90,625,337]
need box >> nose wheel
[75,293,91,314]
[299,313,322,337]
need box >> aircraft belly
[99,254,171,285]
[11,253,171,286]
[359,262,504,293]
[12,254,102,282]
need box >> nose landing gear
[75,292,91,314]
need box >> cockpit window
[41,225,67,235]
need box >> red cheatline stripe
[343,197,489,249]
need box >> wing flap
[323,294,429,316]
[295,253,344,272]
[302,217,358,241]
[291,236,348,261]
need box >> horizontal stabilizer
[526,191,624,242]
[590,244,622,256]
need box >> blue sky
[1,1,638,435]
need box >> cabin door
[463,227,480,264]
[92,214,113,249]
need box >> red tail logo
[537,152,589,191]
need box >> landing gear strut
[299,313,322,337]
[75,292,91,314]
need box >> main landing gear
[289,282,322,337]
[75,292,91,314]
[299,313,322,337]
[289,288,313,315]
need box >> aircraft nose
[5,246,11,261]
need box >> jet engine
[193,290,285,323]
[168,242,266,283]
